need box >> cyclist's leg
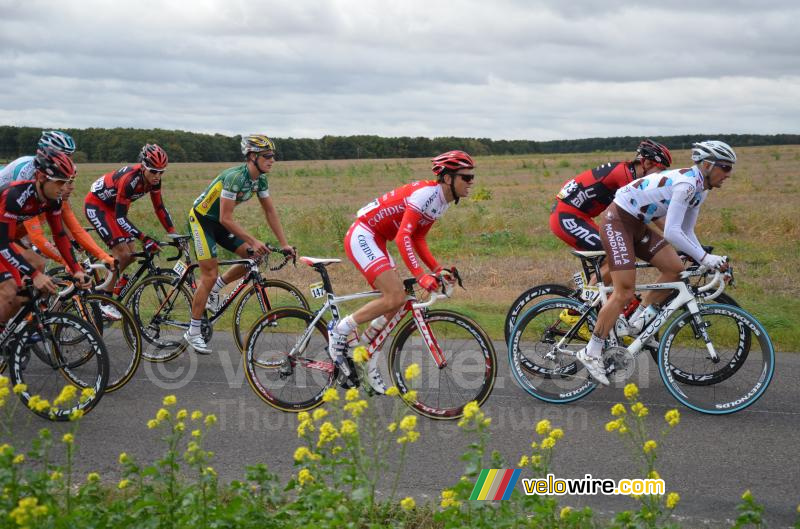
[195,212,247,309]
[550,206,610,284]
[638,239,683,308]
[85,200,131,286]
[0,275,17,323]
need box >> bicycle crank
[603,346,636,384]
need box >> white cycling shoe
[576,348,610,386]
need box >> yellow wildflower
[345,388,359,401]
[294,446,312,462]
[666,492,680,509]
[176,409,187,420]
[340,419,357,436]
[631,402,649,417]
[401,390,418,403]
[518,455,529,467]
[80,387,95,402]
[611,403,626,416]
[549,428,564,440]
[118,479,130,490]
[86,472,100,483]
[53,385,78,406]
[399,415,417,431]
[297,411,310,423]
[462,401,480,420]
[605,420,620,432]
[317,421,340,447]
[191,429,201,438]
[648,470,660,480]
[387,422,397,432]
[541,437,556,449]
[560,506,572,519]
[162,395,177,406]
[298,468,314,486]
[12,383,27,395]
[12,454,24,465]
[400,497,416,511]
[50,471,62,481]
[322,388,339,403]
[441,489,461,508]
[174,422,185,432]
[191,410,203,421]
[204,414,217,426]
[643,440,657,454]
[385,386,399,397]
[404,363,421,380]
[531,455,542,466]
[312,408,328,421]
[535,419,551,436]
[62,433,74,445]
[343,399,368,417]
[742,489,753,501]
[119,452,129,464]
[353,346,369,363]
[147,419,159,429]
[623,383,639,400]
[664,409,680,427]
[69,409,84,421]
[156,408,170,421]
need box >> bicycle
[48,262,142,393]
[0,281,109,420]
[243,257,496,420]
[128,245,307,362]
[503,245,740,346]
[508,251,774,414]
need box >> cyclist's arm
[113,174,148,240]
[663,184,705,263]
[394,207,429,278]
[411,222,440,272]
[257,195,290,247]
[44,208,80,274]
[150,188,176,234]
[62,202,114,266]
[22,213,67,265]
[219,197,256,245]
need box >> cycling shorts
[344,221,396,287]
[188,208,245,261]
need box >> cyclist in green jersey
[185,134,295,354]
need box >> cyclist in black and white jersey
[577,140,737,385]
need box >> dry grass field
[71,145,800,349]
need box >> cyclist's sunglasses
[259,153,275,160]
[458,173,475,182]
[144,167,165,174]
[714,163,734,173]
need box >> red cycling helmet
[138,144,169,171]
[431,150,475,177]
[636,139,672,168]
[34,147,77,181]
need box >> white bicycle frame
[557,268,725,362]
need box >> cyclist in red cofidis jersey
[327,150,475,383]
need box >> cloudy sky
[1,0,798,140]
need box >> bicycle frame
[554,270,725,363]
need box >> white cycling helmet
[691,140,737,164]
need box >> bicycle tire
[388,310,496,420]
[128,274,194,362]
[508,297,598,404]
[10,312,108,421]
[504,283,576,346]
[244,307,334,412]
[232,280,310,353]
[658,304,774,414]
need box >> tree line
[1,125,797,163]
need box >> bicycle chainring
[604,346,636,384]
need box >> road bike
[243,256,496,420]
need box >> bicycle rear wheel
[504,284,575,346]
[508,298,598,404]
[244,307,334,412]
[59,294,142,392]
[128,275,193,362]
[658,304,774,414]
[232,280,310,353]
[10,312,108,420]
[388,310,496,420]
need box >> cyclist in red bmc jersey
[0,148,90,322]
[84,144,176,289]
[549,139,672,280]
[327,150,475,385]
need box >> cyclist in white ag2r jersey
[576,140,737,385]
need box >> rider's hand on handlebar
[72,270,92,290]
[143,236,161,254]
[33,272,58,295]
[701,253,728,271]
[281,245,297,258]
[417,273,440,293]
[250,240,269,257]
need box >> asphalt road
[6,332,799,527]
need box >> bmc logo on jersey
[15,186,36,208]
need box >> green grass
[62,146,800,350]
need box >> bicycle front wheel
[232,280,310,353]
[388,310,496,420]
[658,304,774,414]
[128,275,193,362]
[508,297,598,404]
[504,284,575,346]
[11,312,108,420]
[244,307,334,412]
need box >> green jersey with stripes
[192,164,269,220]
